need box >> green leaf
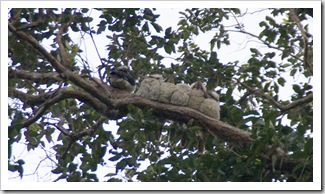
[177,18,187,26]
[116,159,127,172]
[281,126,293,135]
[109,154,122,162]
[210,38,217,51]
[165,27,172,36]
[189,126,203,131]
[142,21,149,32]
[164,44,172,54]
[151,22,163,32]
[277,77,286,87]
[81,8,89,13]
[17,164,24,179]
[290,68,297,77]
[266,16,276,26]
[250,48,261,56]
[104,173,117,177]
[292,84,300,93]
[273,83,279,94]
[263,81,271,91]
[52,166,64,174]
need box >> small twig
[73,116,107,139]
[86,17,104,67]
[21,106,47,129]
[237,80,284,110]
[19,84,65,128]
[60,140,74,159]
[52,124,69,137]
[235,79,313,114]
[59,116,107,159]
[16,18,44,31]
[226,29,304,63]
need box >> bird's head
[110,66,136,86]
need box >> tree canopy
[8,8,313,182]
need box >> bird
[158,75,178,104]
[199,90,220,119]
[188,81,207,110]
[136,74,163,100]
[170,83,191,106]
[108,66,136,92]
[198,90,220,153]
[188,81,221,153]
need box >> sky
[2,0,321,191]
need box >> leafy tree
[8,8,313,182]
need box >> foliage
[8,8,313,182]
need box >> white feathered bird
[108,66,136,92]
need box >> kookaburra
[158,75,177,104]
[188,81,220,153]
[108,66,136,92]
[136,74,163,100]
[170,83,191,106]
[188,81,207,110]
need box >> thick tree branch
[110,93,253,146]
[9,87,108,116]
[9,82,252,146]
[21,103,48,129]
[281,93,313,113]
[10,68,296,148]
[9,69,62,84]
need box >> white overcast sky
[2,0,321,191]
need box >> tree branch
[9,22,114,108]
[9,8,22,25]
[236,79,313,114]
[59,116,107,159]
[71,116,107,140]
[110,93,253,146]
[237,81,284,110]
[9,69,62,84]
[56,9,77,66]
[21,104,47,128]
[281,93,313,113]
[9,87,108,116]
[10,82,252,146]
[289,8,313,75]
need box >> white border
[1,0,321,191]
[0,1,321,8]
[1,181,322,191]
